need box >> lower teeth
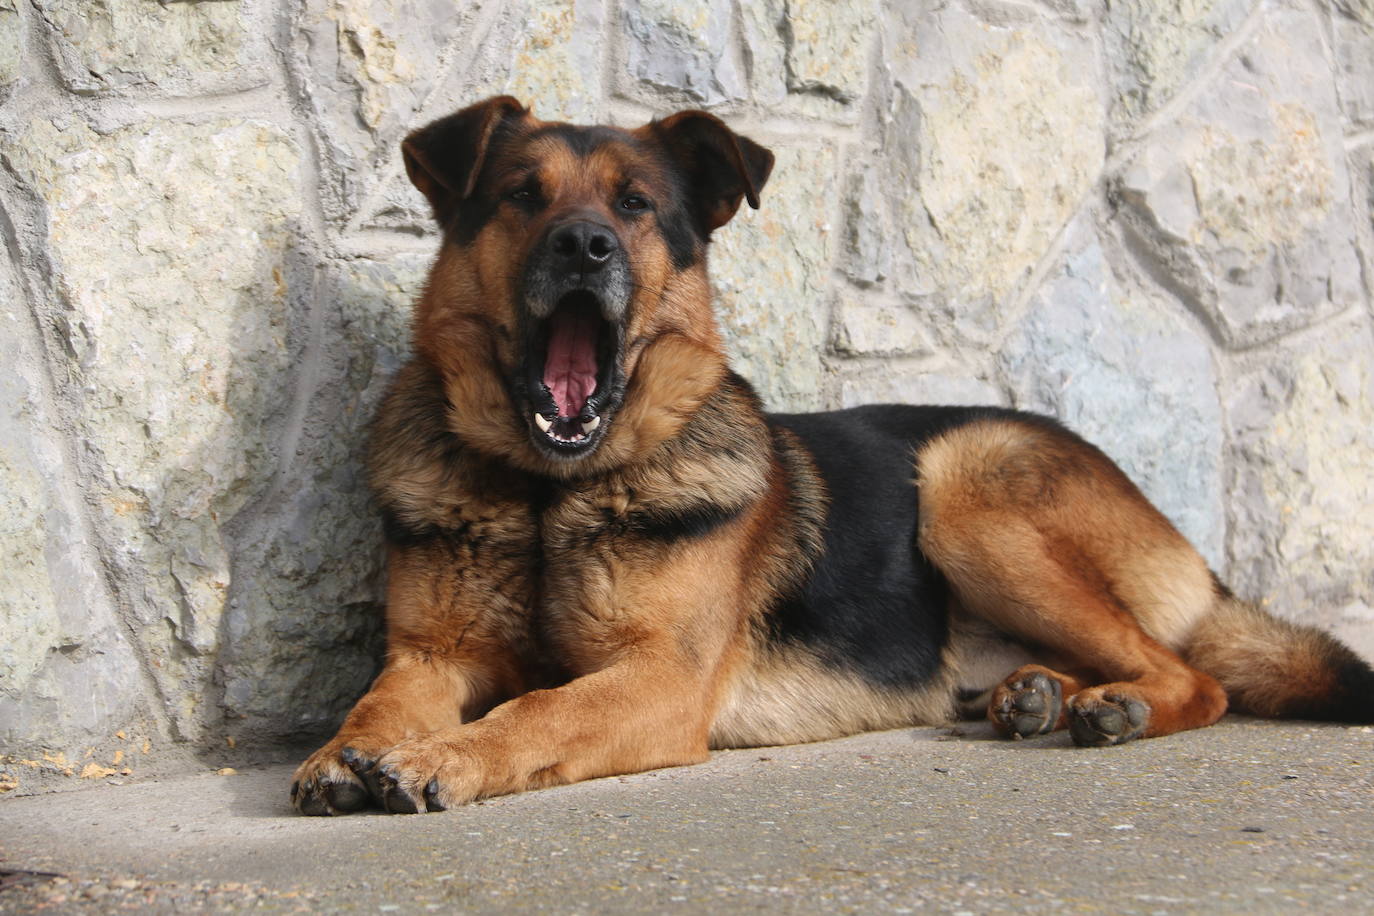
[536,412,600,443]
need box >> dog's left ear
[402,96,529,223]
[652,111,775,234]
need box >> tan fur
[917,418,1228,741]
[712,644,958,747]
[1183,592,1361,718]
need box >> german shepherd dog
[291,96,1374,815]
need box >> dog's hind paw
[989,668,1064,739]
[1068,689,1150,747]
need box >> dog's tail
[1184,580,1374,723]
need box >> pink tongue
[543,308,599,418]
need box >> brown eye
[620,194,650,212]
[508,188,536,203]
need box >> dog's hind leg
[917,418,1228,746]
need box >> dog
[291,96,1374,815]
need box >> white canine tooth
[534,413,552,432]
[584,415,601,432]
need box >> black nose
[547,220,618,274]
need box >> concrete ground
[0,718,1370,914]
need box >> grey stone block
[623,0,742,105]
[1224,315,1374,628]
[831,296,929,358]
[5,115,304,742]
[1001,221,1225,566]
[883,5,1105,319]
[1116,7,1363,348]
[0,1,21,93]
[839,370,1005,410]
[0,245,146,773]
[712,144,838,411]
[217,255,423,736]
[1334,0,1374,126]
[34,0,268,95]
[1103,0,1252,133]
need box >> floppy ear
[652,110,775,234]
[402,96,529,223]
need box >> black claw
[376,767,420,814]
[424,778,448,812]
[343,748,385,803]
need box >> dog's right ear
[402,96,529,223]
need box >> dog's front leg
[368,647,715,812]
[292,537,538,816]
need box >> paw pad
[1069,694,1149,747]
[993,672,1063,739]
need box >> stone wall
[1,0,1371,792]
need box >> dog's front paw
[290,736,393,816]
[1067,688,1150,747]
[372,734,485,814]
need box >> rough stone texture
[0,249,148,775]
[1103,0,1252,131]
[831,296,929,358]
[840,163,892,288]
[217,254,422,733]
[711,144,838,411]
[1225,314,1374,633]
[294,0,479,224]
[623,0,742,105]
[1333,0,1374,127]
[839,369,1006,410]
[0,1,21,93]
[1,0,1371,789]
[1001,221,1225,566]
[781,0,877,104]
[35,0,266,96]
[1357,146,1374,300]
[1117,7,1362,348]
[4,117,303,741]
[738,0,788,107]
[739,0,876,116]
[885,5,1105,327]
[343,0,607,233]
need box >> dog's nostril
[588,233,616,261]
[547,222,617,271]
[552,231,579,258]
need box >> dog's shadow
[184,226,424,814]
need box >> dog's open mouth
[525,291,621,453]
